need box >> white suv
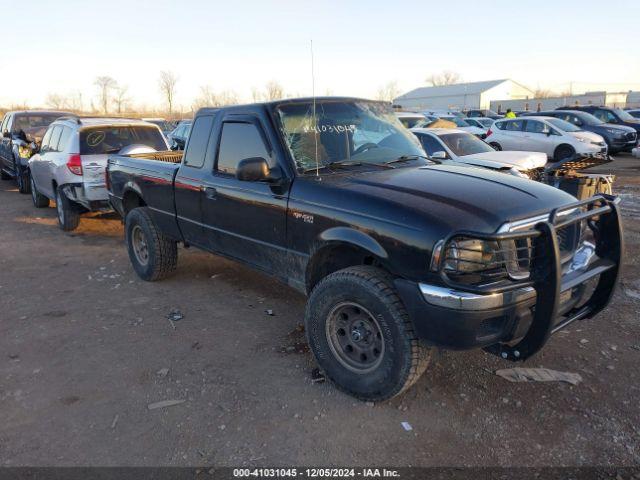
[28,117,168,231]
[486,116,607,161]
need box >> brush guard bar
[434,195,623,361]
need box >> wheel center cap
[351,328,363,342]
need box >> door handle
[204,186,217,200]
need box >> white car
[395,112,428,129]
[486,116,607,161]
[411,127,547,178]
[464,117,494,130]
[435,115,487,138]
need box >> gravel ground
[1,154,639,467]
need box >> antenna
[311,39,319,177]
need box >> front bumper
[396,196,623,360]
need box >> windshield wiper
[384,154,429,165]
[302,160,395,173]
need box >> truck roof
[195,97,384,116]
[55,117,162,127]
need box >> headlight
[18,145,32,158]
[443,239,499,273]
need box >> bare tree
[264,81,285,101]
[158,71,178,115]
[425,71,461,87]
[45,93,67,110]
[114,85,130,114]
[375,81,401,102]
[192,86,238,110]
[94,76,117,114]
[251,87,263,102]
[533,89,556,98]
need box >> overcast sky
[2,0,639,111]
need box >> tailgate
[82,154,109,201]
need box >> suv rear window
[80,126,166,154]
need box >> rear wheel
[30,174,50,208]
[305,266,431,402]
[125,207,178,281]
[554,144,576,162]
[56,187,80,231]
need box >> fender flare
[317,226,388,259]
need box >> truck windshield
[13,114,62,134]
[439,132,496,157]
[276,101,425,172]
[80,126,166,154]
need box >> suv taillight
[67,154,82,175]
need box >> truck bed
[127,150,183,163]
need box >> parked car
[167,120,192,150]
[435,116,487,138]
[106,97,622,402]
[465,109,502,119]
[29,117,169,231]
[463,118,489,132]
[487,117,608,161]
[141,118,174,136]
[411,127,546,179]
[556,106,640,135]
[626,109,640,119]
[522,110,637,154]
[395,112,428,129]
[0,110,73,193]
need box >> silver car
[28,117,168,231]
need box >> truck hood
[334,164,576,233]
[459,151,547,170]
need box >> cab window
[183,115,214,168]
[216,122,272,176]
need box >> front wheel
[554,144,576,162]
[125,207,178,281]
[56,187,80,231]
[305,266,431,402]
[16,165,31,194]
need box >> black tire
[489,142,502,151]
[125,207,178,281]
[30,173,50,208]
[55,186,80,231]
[305,266,431,402]
[16,165,31,194]
[554,144,576,162]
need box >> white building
[491,90,638,112]
[393,79,534,112]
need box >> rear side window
[183,115,214,168]
[524,120,549,134]
[57,127,73,152]
[504,120,524,131]
[216,122,272,176]
[79,126,166,154]
[48,126,64,152]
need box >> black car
[522,110,637,153]
[105,97,622,402]
[0,110,73,193]
[465,109,502,119]
[166,120,192,150]
[556,105,640,136]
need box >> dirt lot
[1,155,639,467]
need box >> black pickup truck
[107,97,623,402]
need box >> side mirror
[2,131,10,138]
[431,151,448,160]
[236,157,282,183]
